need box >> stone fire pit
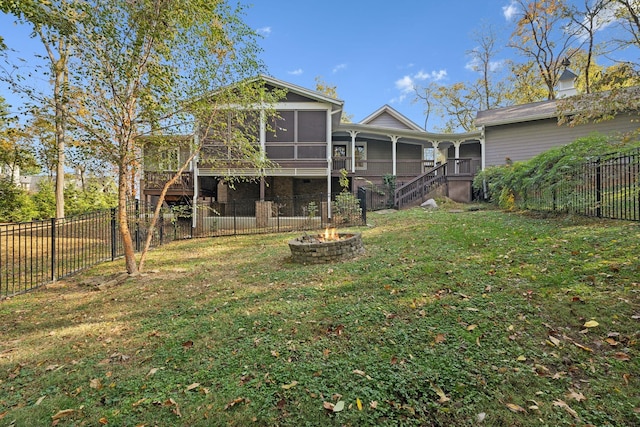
[288,230,364,264]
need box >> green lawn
[1,206,638,426]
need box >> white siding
[485,115,639,167]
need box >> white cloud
[287,68,303,76]
[257,26,272,36]
[465,57,506,73]
[393,69,448,103]
[503,1,518,21]
[332,63,347,73]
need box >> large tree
[66,0,278,274]
[508,0,581,99]
[1,0,80,219]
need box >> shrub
[0,178,37,222]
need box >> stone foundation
[288,233,364,264]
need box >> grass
[0,206,638,426]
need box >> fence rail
[1,193,364,300]
[520,148,640,221]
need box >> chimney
[556,58,578,98]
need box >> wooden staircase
[394,163,448,209]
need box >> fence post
[596,158,602,218]
[50,217,56,282]
[159,209,164,245]
[110,208,117,261]
[233,200,237,235]
[135,199,140,252]
[358,187,367,225]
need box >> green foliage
[0,177,36,222]
[474,134,640,208]
[31,179,56,219]
[333,169,362,224]
[64,179,118,216]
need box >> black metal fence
[1,193,365,299]
[520,148,640,221]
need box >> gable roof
[257,74,344,111]
[359,104,424,131]
[475,99,558,127]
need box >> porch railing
[143,171,193,191]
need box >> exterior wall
[397,143,421,160]
[365,112,412,130]
[484,115,639,167]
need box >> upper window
[297,111,326,142]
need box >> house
[140,75,483,223]
[475,70,639,169]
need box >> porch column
[452,140,463,174]
[429,141,441,175]
[480,128,486,171]
[192,132,199,230]
[389,135,399,176]
[259,111,267,201]
[327,109,333,218]
[348,130,359,173]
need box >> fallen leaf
[583,320,599,328]
[435,333,446,343]
[224,397,248,410]
[281,381,298,390]
[323,401,334,411]
[548,335,561,347]
[52,409,75,420]
[477,412,486,422]
[605,338,619,346]
[147,368,159,377]
[430,383,450,403]
[182,340,194,349]
[566,389,586,402]
[505,403,526,413]
[356,398,363,411]
[90,378,102,389]
[353,369,366,376]
[35,396,46,406]
[613,352,631,361]
[185,383,200,392]
[333,401,345,412]
[553,399,579,419]
[370,401,378,409]
[467,324,478,331]
[574,342,593,352]
[99,417,108,425]
[517,355,527,361]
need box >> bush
[473,133,640,209]
[0,178,37,222]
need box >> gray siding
[485,115,639,167]
[366,112,414,130]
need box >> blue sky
[240,0,526,129]
[0,1,629,130]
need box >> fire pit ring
[288,231,364,264]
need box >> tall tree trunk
[118,164,138,275]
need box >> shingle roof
[474,99,558,127]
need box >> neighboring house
[140,75,483,216]
[475,70,639,169]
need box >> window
[297,111,326,142]
[423,147,435,161]
[267,111,294,142]
[355,142,367,170]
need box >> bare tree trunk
[118,164,138,275]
